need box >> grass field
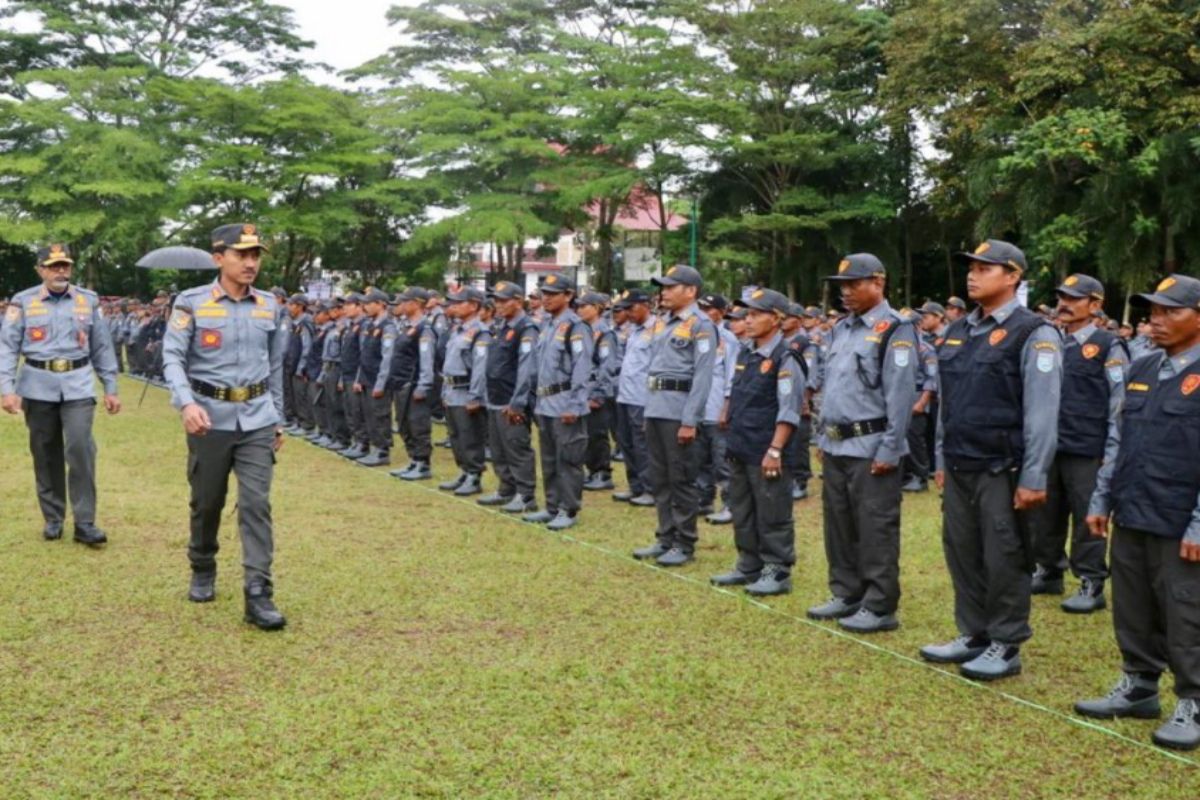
[1,376,1198,798]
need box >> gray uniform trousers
[282,361,296,421]
[616,402,650,496]
[1112,526,1200,698]
[394,385,433,463]
[942,469,1033,644]
[186,425,275,585]
[793,418,813,486]
[696,422,730,507]
[291,375,315,430]
[446,405,486,476]
[822,453,903,614]
[536,414,587,515]
[344,385,367,445]
[1030,453,1108,581]
[646,417,702,552]
[363,390,393,452]
[487,409,536,499]
[308,380,329,436]
[585,398,614,474]
[903,412,931,481]
[22,398,98,527]
[323,370,349,444]
[730,458,795,572]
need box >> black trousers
[903,412,931,482]
[821,453,902,615]
[696,422,730,506]
[1112,526,1200,698]
[615,402,650,496]
[1029,452,1108,581]
[488,408,536,499]
[729,457,795,571]
[282,360,297,421]
[536,414,587,515]
[323,368,349,444]
[343,378,366,445]
[446,404,487,476]
[942,469,1033,644]
[792,417,813,486]
[23,398,98,527]
[394,384,433,463]
[363,389,393,452]
[646,417,702,551]
[291,375,315,430]
[585,398,614,474]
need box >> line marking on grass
[344,456,1200,768]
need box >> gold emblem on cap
[668,266,679,276]
[752,289,765,299]
[974,242,991,255]
[546,275,557,285]
[49,244,66,258]
[1158,277,1177,292]
[837,259,850,274]
[1064,276,1079,286]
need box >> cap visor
[1055,288,1089,298]
[229,243,269,252]
[1131,292,1190,309]
[650,276,678,287]
[40,258,74,267]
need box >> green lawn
[0,376,1197,798]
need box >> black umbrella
[136,246,215,271]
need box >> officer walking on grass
[806,254,917,634]
[160,223,287,630]
[0,243,121,546]
[1028,274,1127,613]
[631,265,717,567]
[710,289,806,596]
[1073,274,1200,751]
[921,240,1062,680]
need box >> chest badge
[873,320,891,335]
[1183,374,1200,396]
[28,326,47,342]
[989,329,1008,347]
[759,358,773,374]
[200,329,223,349]
[1081,343,1101,360]
[506,329,515,341]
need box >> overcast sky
[285,0,417,76]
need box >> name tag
[1128,382,1149,392]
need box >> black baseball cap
[946,296,967,311]
[37,243,73,267]
[1131,275,1200,310]
[578,291,609,307]
[1056,273,1105,301]
[698,292,728,311]
[212,223,268,252]
[918,301,946,317]
[614,288,652,309]
[539,273,575,294]
[447,287,485,304]
[826,253,886,282]
[960,240,1026,272]
[489,281,525,300]
[737,288,790,315]
[653,265,703,287]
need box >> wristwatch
[766,447,782,460]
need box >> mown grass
[1,376,1197,798]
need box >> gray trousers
[23,398,98,527]
[343,379,366,444]
[615,402,650,496]
[646,417,702,551]
[186,425,275,585]
[822,453,903,614]
[585,398,614,474]
[291,375,315,430]
[395,385,433,463]
[1030,453,1108,581]
[1112,526,1200,698]
[323,369,349,444]
[903,412,931,482]
[536,414,587,515]
[308,381,329,436]
[729,458,795,571]
[942,469,1033,644]
[363,390,393,451]
[696,422,730,507]
[446,404,487,476]
[792,417,813,485]
[282,361,297,421]
[488,408,536,499]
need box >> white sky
[285,0,418,77]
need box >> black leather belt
[648,376,692,392]
[25,357,90,373]
[190,379,268,403]
[824,417,888,442]
[536,381,571,397]
[445,375,471,389]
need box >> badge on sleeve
[893,348,910,368]
[1107,366,1123,383]
[170,310,191,331]
[599,344,610,359]
[4,305,19,323]
[571,338,583,355]
[520,339,533,354]
[778,377,793,397]
[697,337,710,354]
[1036,349,1056,373]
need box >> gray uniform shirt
[644,303,717,426]
[934,297,1063,490]
[704,324,740,424]
[817,300,918,464]
[161,281,285,432]
[1089,342,1200,544]
[0,284,119,401]
[589,320,620,402]
[532,309,593,418]
[442,317,488,407]
[616,316,656,407]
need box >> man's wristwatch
[767,447,782,460]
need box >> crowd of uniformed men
[2,228,1200,752]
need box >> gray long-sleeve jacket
[644,303,717,426]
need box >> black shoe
[1031,564,1064,595]
[43,521,63,541]
[244,582,286,630]
[73,526,107,546]
[189,571,216,603]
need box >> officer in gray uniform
[696,293,738,520]
[438,287,490,496]
[0,243,120,544]
[287,295,316,435]
[354,289,397,467]
[336,293,367,458]
[318,301,349,450]
[160,223,287,630]
[631,265,717,567]
[612,289,656,507]
[1028,274,1127,613]
[578,291,619,491]
[1075,274,1200,751]
[711,289,807,595]
[390,288,438,481]
[806,254,917,633]
[921,240,1062,680]
[521,273,593,531]
[479,281,539,512]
